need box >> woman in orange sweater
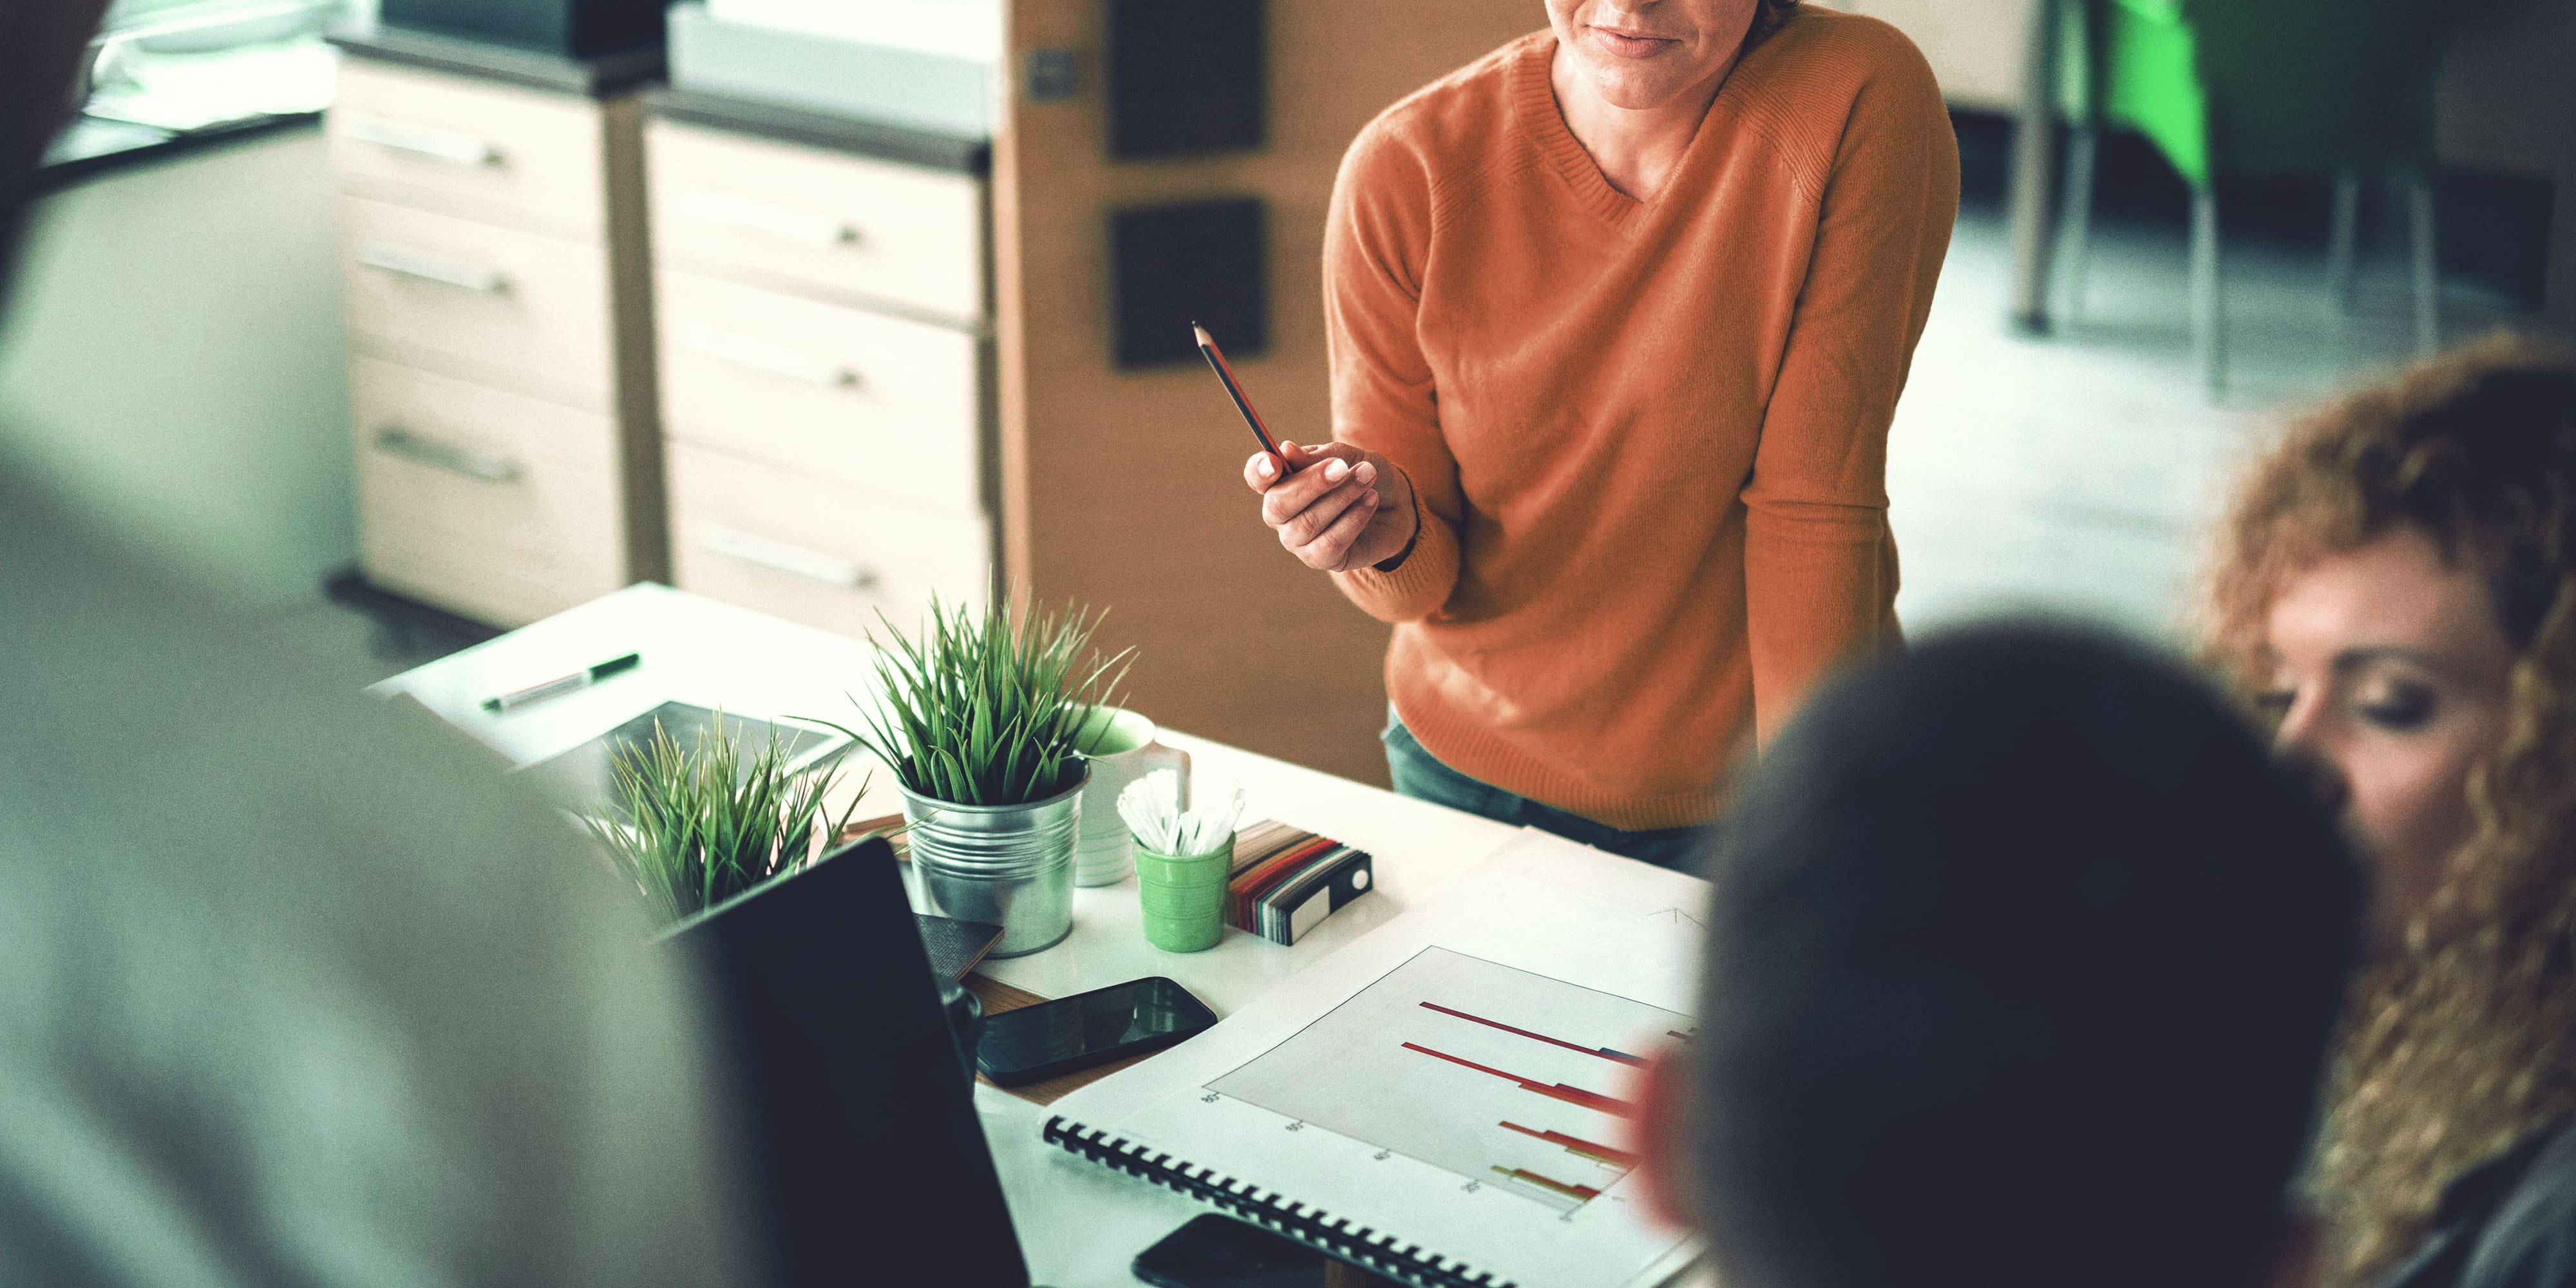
[1245,0,1958,864]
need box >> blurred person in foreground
[1242,0,1956,866]
[0,5,753,1283]
[2208,336,2576,1288]
[1628,623,2362,1288]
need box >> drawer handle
[677,190,862,249]
[701,524,876,589]
[357,242,507,294]
[678,325,861,389]
[345,116,500,167]
[374,425,520,483]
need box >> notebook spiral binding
[1043,1115,1517,1288]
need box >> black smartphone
[974,975,1218,1087]
[1135,1215,1329,1288]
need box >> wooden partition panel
[996,0,1540,785]
[1818,0,2028,112]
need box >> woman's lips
[1591,26,1678,58]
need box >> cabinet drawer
[351,357,625,627]
[658,270,980,508]
[667,442,988,640]
[338,196,616,402]
[647,120,983,323]
[331,59,610,238]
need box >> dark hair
[1692,622,2360,1288]
[1748,0,1801,46]
[0,3,111,301]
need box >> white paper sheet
[1049,829,1709,1288]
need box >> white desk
[379,583,1527,1285]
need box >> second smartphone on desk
[975,975,1219,1087]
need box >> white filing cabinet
[325,30,667,628]
[644,90,995,639]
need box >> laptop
[526,701,845,804]
[672,837,1033,1288]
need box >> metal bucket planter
[900,764,1085,958]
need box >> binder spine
[1043,1115,1513,1288]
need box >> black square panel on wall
[1106,0,1266,159]
[1111,198,1267,370]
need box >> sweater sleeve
[1321,120,1464,624]
[1741,36,1958,744]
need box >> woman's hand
[1243,440,1419,573]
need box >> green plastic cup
[1135,838,1231,952]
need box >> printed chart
[1207,947,1695,1213]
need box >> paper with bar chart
[1208,947,1687,1214]
[1046,828,1708,1288]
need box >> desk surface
[379,583,1526,1286]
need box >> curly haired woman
[2208,336,2576,1288]
[1240,0,1958,866]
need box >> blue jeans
[1381,713,1710,871]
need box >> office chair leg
[2325,171,2361,316]
[2053,126,2099,322]
[2192,186,2225,401]
[2408,172,2439,357]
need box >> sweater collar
[1512,34,1640,228]
[1509,19,1779,230]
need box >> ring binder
[1043,1116,1514,1288]
[1034,833,1708,1288]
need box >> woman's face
[2261,528,2519,959]
[1543,0,1761,111]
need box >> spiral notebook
[1042,829,1708,1288]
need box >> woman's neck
[1548,43,1735,200]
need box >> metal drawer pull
[700,524,876,589]
[357,242,506,293]
[345,116,499,167]
[678,325,860,388]
[374,426,520,483]
[677,190,862,248]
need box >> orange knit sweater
[1323,10,1957,831]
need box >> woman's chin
[1577,64,1702,113]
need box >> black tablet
[671,838,1032,1288]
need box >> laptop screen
[674,838,1032,1288]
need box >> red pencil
[1193,322,1295,475]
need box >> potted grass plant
[582,714,864,925]
[829,591,1132,958]
[588,715,992,1089]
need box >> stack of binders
[1225,821,1374,946]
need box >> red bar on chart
[1498,1120,1640,1170]
[1419,1001,1648,1067]
[1400,1042,1636,1116]
[1490,1165,1603,1202]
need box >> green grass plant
[833,590,1133,808]
[583,714,863,925]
